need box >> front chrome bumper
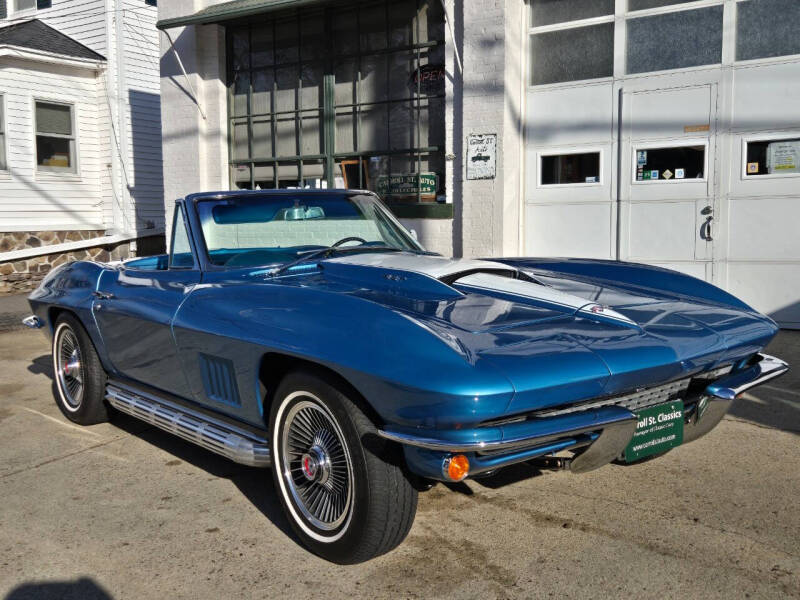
[22,315,44,329]
[380,353,788,480]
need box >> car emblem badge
[590,304,607,313]
[301,453,318,481]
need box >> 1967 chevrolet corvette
[24,190,787,563]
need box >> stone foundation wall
[0,231,166,296]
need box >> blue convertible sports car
[24,190,788,563]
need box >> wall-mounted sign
[466,134,497,180]
[684,124,710,133]
[411,64,445,95]
[376,172,437,199]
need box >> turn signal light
[444,454,470,481]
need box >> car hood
[304,253,777,412]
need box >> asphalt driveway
[0,328,798,599]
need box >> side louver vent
[199,353,241,406]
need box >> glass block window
[531,22,614,85]
[626,6,723,74]
[530,0,613,27]
[227,0,445,205]
[35,101,76,173]
[540,152,601,185]
[737,0,800,61]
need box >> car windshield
[196,192,423,267]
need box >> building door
[619,81,719,282]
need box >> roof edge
[157,0,325,30]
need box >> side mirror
[409,228,418,241]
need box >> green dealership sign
[376,173,437,198]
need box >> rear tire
[52,314,109,425]
[269,370,417,563]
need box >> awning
[156,0,327,30]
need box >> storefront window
[227,0,446,205]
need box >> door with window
[93,204,201,399]
[619,80,719,281]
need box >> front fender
[173,283,515,429]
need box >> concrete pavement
[0,329,798,599]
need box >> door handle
[92,291,115,300]
[700,216,713,241]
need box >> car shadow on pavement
[107,411,302,546]
[4,577,113,600]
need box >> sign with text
[376,173,437,199]
[467,134,497,180]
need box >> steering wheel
[295,236,368,257]
[331,236,367,248]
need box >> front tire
[269,371,417,563]
[52,314,109,425]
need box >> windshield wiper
[266,244,403,278]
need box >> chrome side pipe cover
[106,384,271,468]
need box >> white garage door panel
[728,198,800,260]
[728,263,800,327]
[643,262,707,280]
[732,62,800,132]
[628,201,697,261]
[527,84,614,146]
[525,203,612,258]
[629,86,711,139]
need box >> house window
[15,0,37,10]
[0,96,5,170]
[540,151,601,185]
[35,101,76,173]
[227,0,446,205]
[745,138,800,176]
[634,145,706,181]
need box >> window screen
[745,138,800,176]
[541,152,601,185]
[35,101,75,172]
[626,6,723,74]
[0,96,5,170]
[530,0,613,27]
[531,23,614,85]
[737,0,800,61]
[15,0,36,10]
[635,146,705,181]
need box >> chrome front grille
[531,377,691,418]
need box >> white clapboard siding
[38,0,109,56]
[0,1,163,235]
[0,58,107,231]
[115,0,165,231]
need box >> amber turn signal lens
[445,454,470,481]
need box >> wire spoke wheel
[55,326,84,410]
[280,398,354,532]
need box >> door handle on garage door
[700,216,713,241]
